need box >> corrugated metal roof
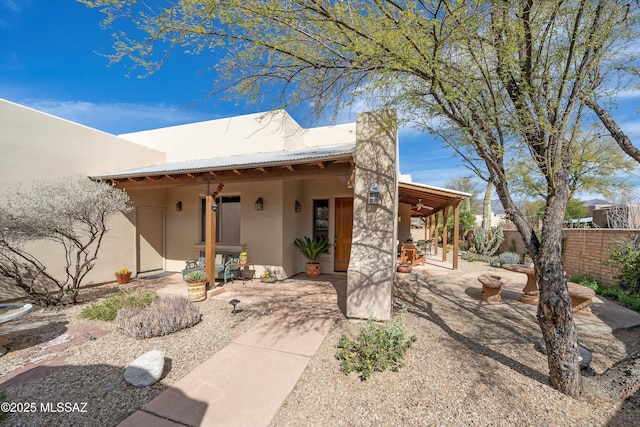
[92,142,355,179]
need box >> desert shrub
[499,251,521,265]
[487,257,501,267]
[116,296,201,339]
[569,275,640,312]
[609,235,640,294]
[185,270,207,283]
[80,290,158,322]
[335,308,416,380]
[471,226,504,256]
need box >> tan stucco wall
[0,99,167,301]
[397,203,412,243]
[347,111,398,320]
[138,177,352,280]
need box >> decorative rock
[538,339,592,369]
[124,350,165,386]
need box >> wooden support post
[433,214,439,256]
[453,202,460,270]
[442,207,449,262]
[205,183,224,285]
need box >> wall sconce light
[368,183,380,205]
[255,197,264,211]
[175,201,182,211]
[398,215,401,223]
[211,203,217,212]
[295,200,302,213]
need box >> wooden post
[205,184,224,286]
[433,214,439,256]
[442,206,449,262]
[453,202,460,270]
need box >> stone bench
[567,282,596,315]
[478,274,507,303]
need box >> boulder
[538,339,592,369]
[124,350,165,386]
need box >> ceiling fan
[415,199,424,211]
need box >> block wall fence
[499,229,640,286]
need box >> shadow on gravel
[1,361,203,427]
[395,274,549,387]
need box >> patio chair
[182,251,206,279]
[182,252,226,280]
[400,243,424,266]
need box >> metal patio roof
[91,142,355,180]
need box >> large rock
[124,350,165,386]
[538,339,592,369]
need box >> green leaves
[293,236,331,263]
[335,308,416,380]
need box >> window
[201,196,241,243]
[313,199,329,240]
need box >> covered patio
[398,181,472,270]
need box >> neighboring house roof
[91,142,355,180]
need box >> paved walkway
[119,275,346,427]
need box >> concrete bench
[567,282,596,315]
[478,274,507,303]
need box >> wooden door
[334,197,353,272]
[136,207,164,273]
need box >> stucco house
[0,99,469,319]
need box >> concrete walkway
[119,275,345,427]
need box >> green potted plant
[293,236,331,278]
[115,267,132,284]
[185,271,207,302]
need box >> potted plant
[260,270,277,283]
[185,271,207,302]
[293,236,331,278]
[115,267,132,284]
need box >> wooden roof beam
[256,167,266,173]
[232,169,242,175]
[284,165,295,172]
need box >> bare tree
[0,178,131,305]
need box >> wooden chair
[400,243,425,266]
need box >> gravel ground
[271,262,640,427]
[0,279,267,427]
[1,260,639,427]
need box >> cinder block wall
[498,229,640,286]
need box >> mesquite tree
[82,0,640,397]
[0,178,131,305]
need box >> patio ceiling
[398,181,471,217]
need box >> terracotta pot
[396,264,412,273]
[305,263,321,279]
[115,272,131,284]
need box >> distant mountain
[583,198,610,207]
[491,198,505,215]
[487,198,610,216]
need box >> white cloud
[19,98,216,134]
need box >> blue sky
[1,0,639,196]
